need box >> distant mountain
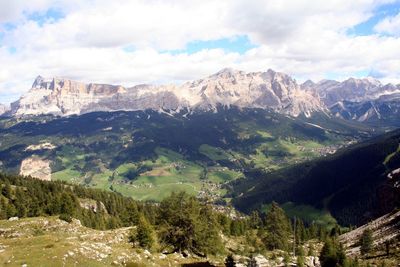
[231,129,400,226]
[9,69,324,117]
[0,104,8,115]
[302,77,400,126]
[8,69,400,126]
[302,77,400,106]
[330,94,400,126]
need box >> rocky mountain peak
[0,103,9,115]
[10,69,327,117]
[210,68,243,78]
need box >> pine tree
[297,254,305,267]
[295,218,307,244]
[247,255,258,267]
[0,197,7,219]
[158,192,223,256]
[1,182,12,199]
[320,237,347,267]
[225,254,236,267]
[359,229,373,256]
[14,188,27,217]
[135,215,155,250]
[249,210,262,229]
[263,202,291,251]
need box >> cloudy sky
[1,0,400,104]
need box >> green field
[0,109,359,204]
[262,202,337,227]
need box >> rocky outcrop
[10,69,325,117]
[329,93,400,124]
[339,210,400,256]
[302,77,400,124]
[301,77,400,107]
[20,156,52,181]
[0,104,9,116]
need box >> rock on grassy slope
[0,216,324,267]
[339,210,400,264]
[0,217,219,267]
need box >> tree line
[0,172,360,261]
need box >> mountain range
[6,69,323,117]
[2,68,400,128]
[1,68,400,223]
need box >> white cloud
[0,0,400,103]
[374,12,400,36]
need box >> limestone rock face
[0,104,9,115]
[10,69,325,117]
[302,77,400,123]
[302,77,400,107]
[20,156,51,181]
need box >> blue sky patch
[27,8,65,26]
[349,2,400,36]
[165,35,257,55]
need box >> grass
[0,217,123,267]
[0,216,218,266]
[249,138,326,170]
[207,168,243,183]
[109,147,207,201]
[383,144,400,165]
[52,168,82,183]
[112,182,199,201]
[262,202,337,227]
[199,144,232,161]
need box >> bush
[59,213,73,223]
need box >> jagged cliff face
[0,104,8,115]
[183,69,323,116]
[10,69,325,117]
[302,78,400,124]
[10,69,400,122]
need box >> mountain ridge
[5,68,400,127]
[8,68,325,117]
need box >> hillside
[0,108,371,202]
[0,173,326,267]
[231,129,400,226]
[340,210,400,265]
[0,216,224,267]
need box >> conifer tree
[249,210,262,229]
[320,237,347,267]
[360,229,373,256]
[135,215,155,250]
[2,182,12,199]
[225,254,236,267]
[263,202,291,251]
[247,255,258,267]
[158,191,223,256]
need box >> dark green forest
[231,129,400,226]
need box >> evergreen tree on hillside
[263,202,291,251]
[134,215,155,250]
[247,255,258,267]
[14,187,27,217]
[158,191,223,256]
[1,182,12,199]
[360,229,373,256]
[320,237,347,267]
[249,210,262,229]
[224,254,236,267]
